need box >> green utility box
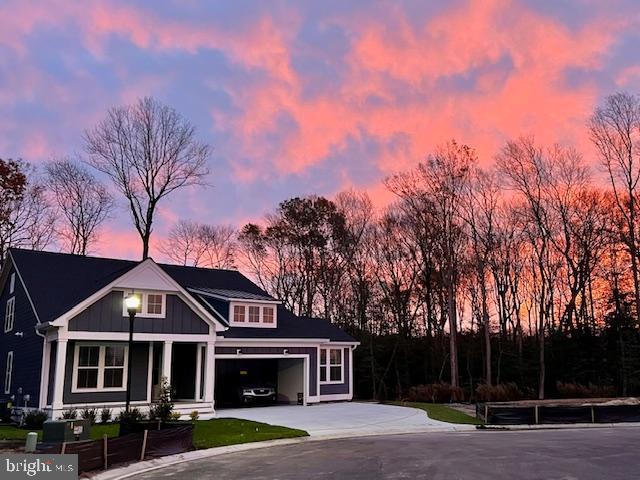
[42,419,91,443]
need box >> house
[0,248,358,418]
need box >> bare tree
[0,174,55,262]
[496,137,559,399]
[386,140,474,388]
[161,220,237,269]
[589,92,640,323]
[84,97,211,259]
[45,158,113,255]
[463,167,500,386]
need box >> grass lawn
[0,423,119,442]
[1,419,308,449]
[388,401,483,425]
[193,418,308,449]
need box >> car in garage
[238,384,277,405]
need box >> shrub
[475,383,523,402]
[61,408,77,420]
[117,407,145,423]
[80,408,97,424]
[23,410,48,430]
[189,410,199,422]
[406,383,466,403]
[148,377,174,422]
[100,408,112,424]
[555,382,616,399]
[169,412,181,421]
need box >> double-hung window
[263,306,274,324]
[4,351,13,394]
[248,306,260,323]
[146,294,163,315]
[320,348,343,384]
[4,297,15,333]
[73,344,127,392]
[233,305,246,323]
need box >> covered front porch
[40,331,216,418]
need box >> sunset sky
[2,0,640,259]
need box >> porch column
[194,343,203,401]
[162,341,173,388]
[51,339,67,411]
[38,338,52,409]
[204,341,215,405]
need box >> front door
[151,343,163,401]
[171,343,198,400]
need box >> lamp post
[124,293,140,412]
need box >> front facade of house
[0,249,358,418]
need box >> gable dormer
[187,287,280,329]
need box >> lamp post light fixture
[124,293,141,412]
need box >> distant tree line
[2,92,640,401]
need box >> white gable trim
[49,258,225,332]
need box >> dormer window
[229,302,278,328]
[233,305,245,323]
[248,306,260,323]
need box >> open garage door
[215,358,306,408]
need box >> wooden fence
[37,425,194,474]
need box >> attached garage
[215,357,307,408]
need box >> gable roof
[7,248,358,343]
[9,248,138,323]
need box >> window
[233,305,245,323]
[4,297,15,333]
[122,292,165,317]
[77,346,99,389]
[320,348,343,384]
[127,293,142,314]
[263,306,274,324]
[4,351,13,394]
[73,344,128,392]
[320,349,327,382]
[248,306,260,323]
[103,345,125,388]
[231,303,277,327]
[147,294,163,315]
[9,273,15,294]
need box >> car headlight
[243,389,252,394]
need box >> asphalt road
[135,427,640,480]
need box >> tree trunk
[448,280,459,388]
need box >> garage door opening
[215,358,305,408]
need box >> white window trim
[4,297,15,333]
[320,347,344,385]
[229,302,278,328]
[121,291,166,319]
[9,273,15,295]
[71,343,128,393]
[233,304,246,323]
[4,351,13,394]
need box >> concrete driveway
[214,402,469,436]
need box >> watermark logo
[1,455,77,479]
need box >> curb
[89,426,473,480]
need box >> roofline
[48,258,225,332]
[216,337,360,345]
[187,287,281,305]
[5,250,43,335]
